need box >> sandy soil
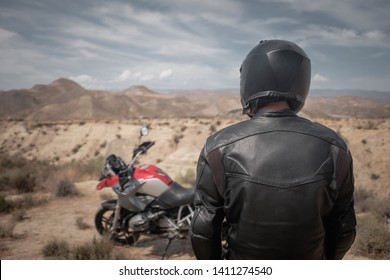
[0,180,195,260]
[1,117,389,260]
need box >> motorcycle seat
[157,181,195,209]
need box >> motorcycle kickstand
[161,236,175,260]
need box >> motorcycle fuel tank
[133,164,173,197]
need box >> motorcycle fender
[101,199,117,210]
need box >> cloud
[294,25,389,48]
[69,75,96,84]
[116,69,156,83]
[312,73,329,82]
[364,30,386,40]
[139,74,155,82]
[159,69,173,79]
[109,62,232,90]
[0,0,389,91]
[131,72,155,82]
[283,0,390,30]
[0,27,18,42]
[117,70,132,82]
[68,75,108,89]
[370,50,388,58]
[166,0,243,16]
[263,17,300,25]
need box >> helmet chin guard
[240,40,311,116]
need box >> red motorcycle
[95,127,195,246]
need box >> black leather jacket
[190,110,356,259]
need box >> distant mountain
[0,78,389,121]
[310,89,390,101]
[211,88,390,101]
[302,96,390,118]
[0,78,240,121]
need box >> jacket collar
[252,109,297,118]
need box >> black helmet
[240,39,311,116]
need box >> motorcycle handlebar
[98,141,155,182]
[132,141,155,160]
[141,141,155,150]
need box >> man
[190,40,356,260]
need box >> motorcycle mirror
[140,127,149,137]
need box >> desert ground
[0,116,389,259]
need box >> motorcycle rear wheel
[95,206,140,245]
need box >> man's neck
[257,101,290,112]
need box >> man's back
[192,110,356,259]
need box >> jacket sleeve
[190,147,225,259]
[324,147,357,259]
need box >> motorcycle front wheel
[94,206,140,245]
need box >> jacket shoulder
[203,116,349,155]
[203,119,252,154]
[306,120,349,151]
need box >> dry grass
[42,237,124,260]
[0,192,11,213]
[352,214,390,259]
[354,187,376,213]
[0,192,48,214]
[0,156,51,193]
[41,239,71,259]
[0,220,16,238]
[352,187,390,259]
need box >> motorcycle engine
[129,213,149,231]
[129,210,166,232]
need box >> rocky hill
[0,78,240,121]
[0,78,389,121]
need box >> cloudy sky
[0,0,389,92]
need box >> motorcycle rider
[190,39,356,259]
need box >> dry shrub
[72,237,114,260]
[0,193,48,214]
[49,157,104,184]
[42,239,71,259]
[76,217,91,230]
[13,193,36,208]
[53,177,78,197]
[0,192,11,213]
[352,214,390,259]
[173,134,184,145]
[371,196,390,221]
[7,169,35,193]
[370,173,380,180]
[0,155,55,194]
[0,154,103,196]
[42,237,123,260]
[0,158,35,193]
[354,187,376,213]
[71,144,83,154]
[12,208,27,222]
[82,156,104,176]
[209,124,217,134]
[0,221,16,238]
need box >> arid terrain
[0,79,389,259]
